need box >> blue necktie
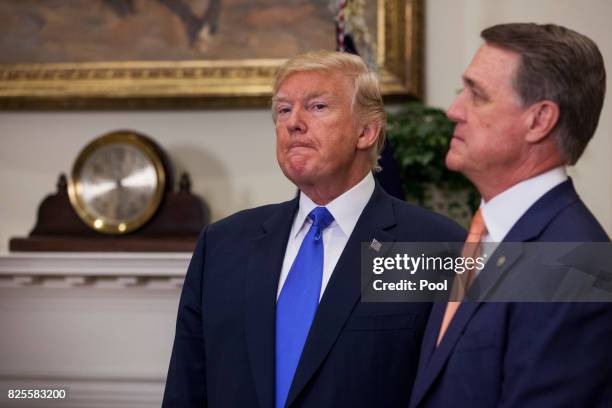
[275,206,334,408]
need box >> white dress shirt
[479,166,568,260]
[276,172,375,300]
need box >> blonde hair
[272,51,386,166]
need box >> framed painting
[0,0,423,109]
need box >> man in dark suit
[410,23,612,407]
[162,51,464,407]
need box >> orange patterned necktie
[437,209,487,346]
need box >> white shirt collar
[293,172,375,238]
[480,166,568,242]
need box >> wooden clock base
[9,236,198,252]
[9,174,208,252]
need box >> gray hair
[482,23,606,165]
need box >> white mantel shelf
[0,252,191,289]
[0,252,191,275]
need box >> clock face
[69,132,166,234]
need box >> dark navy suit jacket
[410,180,612,408]
[162,184,465,407]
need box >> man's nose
[447,92,466,123]
[287,107,307,134]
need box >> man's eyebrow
[463,75,488,96]
[304,91,331,100]
[272,95,290,104]
[272,91,335,105]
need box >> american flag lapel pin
[370,239,382,252]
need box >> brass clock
[68,131,167,234]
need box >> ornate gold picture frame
[0,0,422,109]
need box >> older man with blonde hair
[163,51,464,408]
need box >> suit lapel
[410,245,525,407]
[414,301,445,375]
[411,179,581,407]
[468,244,523,301]
[409,298,478,406]
[245,198,298,408]
[285,186,396,407]
[470,179,579,301]
[503,179,578,242]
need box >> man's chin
[281,164,316,187]
[287,173,317,189]
[444,151,463,172]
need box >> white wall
[1,0,611,253]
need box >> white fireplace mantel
[0,251,192,408]
[0,252,191,274]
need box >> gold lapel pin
[496,255,506,268]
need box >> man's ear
[525,100,560,143]
[356,123,381,150]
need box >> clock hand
[82,181,117,201]
[122,167,156,188]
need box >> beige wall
[1,0,611,252]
